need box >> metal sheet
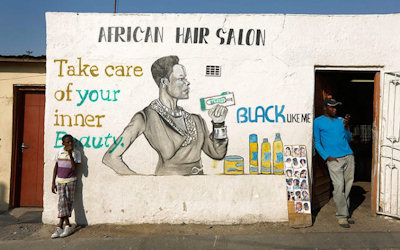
[378,72,400,218]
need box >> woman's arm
[201,105,229,160]
[102,112,146,175]
[201,119,229,160]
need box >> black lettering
[115,27,125,42]
[301,113,311,123]
[227,29,235,45]
[238,29,244,45]
[107,27,113,42]
[193,27,199,43]
[127,27,131,42]
[200,27,209,44]
[98,27,106,42]
[184,28,192,43]
[176,27,184,43]
[144,27,153,42]
[256,29,265,46]
[154,27,163,43]
[246,29,255,45]
[216,28,225,45]
[133,27,143,42]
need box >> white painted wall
[43,13,400,225]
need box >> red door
[19,92,45,207]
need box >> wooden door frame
[313,66,382,213]
[10,85,45,208]
[371,72,380,213]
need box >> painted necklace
[156,99,183,117]
[151,99,197,147]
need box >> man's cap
[323,98,342,107]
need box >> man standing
[314,98,354,228]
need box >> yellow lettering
[53,109,60,126]
[105,65,114,77]
[54,59,68,77]
[66,82,73,101]
[95,115,106,127]
[125,65,132,77]
[53,112,106,128]
[134,66,143,77]
[85,115,95,127]
[90,65,99,77]
[115,65,125,76]
[73,114,85,127]
[104,64,143,77]
[67,65,76,76]
[60,114,72,127]
[54,90,65,101]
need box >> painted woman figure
[102,56,228,176]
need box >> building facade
[1,13,399,225]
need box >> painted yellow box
[224,155,244,175]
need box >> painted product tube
[261,138,272,174]
[200,92,235,111]
[249,134,259,174]
[273,133,284,175]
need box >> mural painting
[102,56,230,176]
[44,13,319,224]
[49,53,311,177]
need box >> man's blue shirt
[313,115,353,161]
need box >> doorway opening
[11,86,45,208]
[312,69,379,212]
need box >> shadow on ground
[312,183,367,224]
[349,185,367,217]
[0,208,43,240]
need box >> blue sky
[1,0,400,56]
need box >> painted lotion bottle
[249,134,259,174]
[261,138,272,174]
[273,133,284,175]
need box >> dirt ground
[1,182,399,241]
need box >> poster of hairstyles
[284,145,311,213]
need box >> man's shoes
[60,225,73,238]
[338,219,350,228]
[51,227,63,239]
[347,219,355,224]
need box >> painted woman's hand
[208,104,228,123]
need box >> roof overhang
[0,55,46,63]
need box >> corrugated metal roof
[0,55,46,62]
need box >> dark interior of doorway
[313,70,377,211]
